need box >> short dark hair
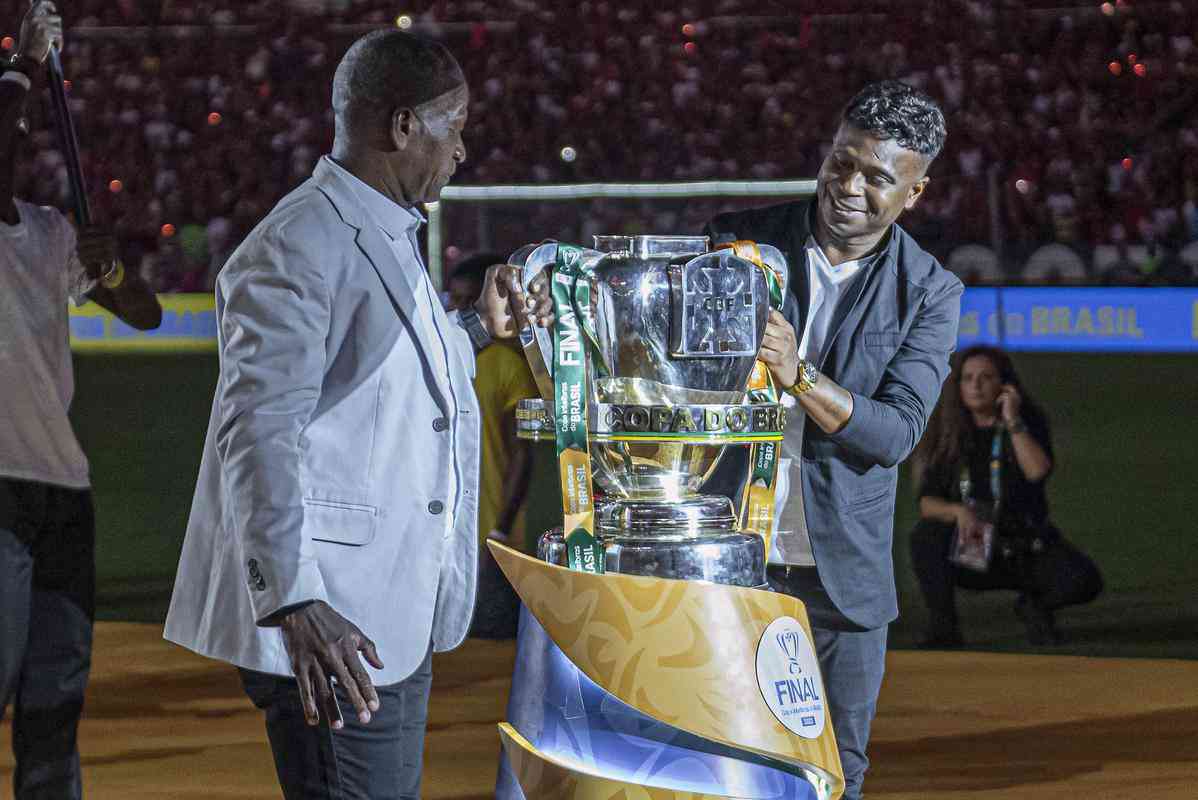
[842,80,947,161]
[332,30,465,132]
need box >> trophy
[488,235,845,800]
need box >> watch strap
[459,305,493,353]
[785,359,818,397]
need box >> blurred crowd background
[5,0,1198,290]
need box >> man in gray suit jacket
[164,31,550,799]
[706,81,963,800]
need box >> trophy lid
[593,235,709,260]
[596,496,737,536]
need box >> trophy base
[537,495,766,588]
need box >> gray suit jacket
[165,158,480,684]
[706,200,963,630]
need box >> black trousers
[909,518,1103,640]
[766,566,888,800]
[468,541,521,640]
[0,477,96,800]
[239,646,434,800]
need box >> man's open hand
[280,601,384,729]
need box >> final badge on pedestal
[489,235,845,800]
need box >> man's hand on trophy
[475,263,555,338]
[19,1,63,65]
[759,310,800,389]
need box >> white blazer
[165,158,480,685]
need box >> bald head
[332,29,465,141]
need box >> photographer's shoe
[1015,596,1063,645]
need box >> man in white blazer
[164,30,550,799]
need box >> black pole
[45,45,89,227]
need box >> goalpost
[426,180,818,287]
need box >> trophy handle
[507,243,557,401]
[756,244,790,299]
[509,241,604,402]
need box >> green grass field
[72,353,1198,659]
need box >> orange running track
[2,623,1196,799]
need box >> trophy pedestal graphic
[493,236,845,799]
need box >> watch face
[797,361,818,392]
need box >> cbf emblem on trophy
[489,235,845,799]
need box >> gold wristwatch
[785,358,819,397]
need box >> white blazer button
[428,500,444,515]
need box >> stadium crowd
[4,0,1197,288]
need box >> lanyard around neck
[959,426,1004,513]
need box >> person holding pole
[0,3,161,797]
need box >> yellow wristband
[100,260,125,290]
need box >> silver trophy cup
[512,234,788,588]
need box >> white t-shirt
[0,199,91,488]
[770,237,866,566]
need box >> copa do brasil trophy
[487,235,845,800]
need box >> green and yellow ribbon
[551,244,604,574]
[718,241,786,557]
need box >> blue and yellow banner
[69,288,1198,354]
[69,293,216,353]
[958,287,1198,352]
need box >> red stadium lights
[1127,53,1137,65]
[161,223,176,238]
[1134,63,1147,77]
[108,179,123,193]
[1,36,13,51]
[207,112,223,126]
[684,41,697,55]
[1121,157,1134,171]
[682,23,696,37]
[1108,61,1122,76]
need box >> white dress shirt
[771,237,866,566]
[325,157,461,536]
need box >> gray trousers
[0,478,96,800]
[239,647,433,800]
[767,566,888,800]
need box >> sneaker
[1014,596,1063,645]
